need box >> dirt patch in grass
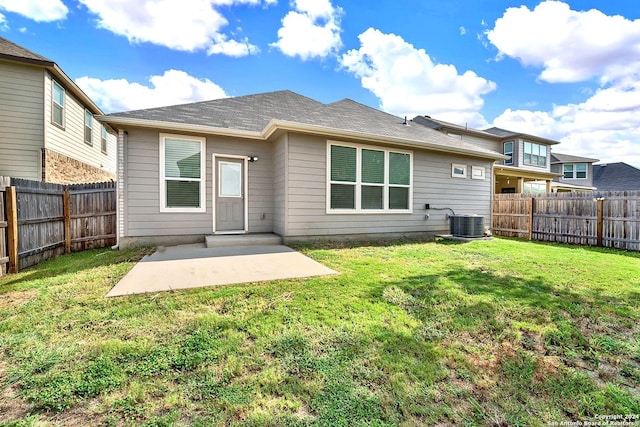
[0,289,39,310]
[0,361,30,423]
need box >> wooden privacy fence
[0,177,116,274]
[493,191,640,250]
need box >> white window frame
[451,163,467,178]
[84,109,93,146]
[101,125,108,154]
[52,80,65,128]
[563,164,574,179]
[471,166,485,180]
[563,163,587,179]
[523,141,547,167]
[159,133,206,213]
[326,141,413,214]
[504,141,513,165]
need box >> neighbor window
[101,125,108,154]
[523,141,547,167]
[52,80,65,127]
[472,166,485,180]
[504,141,513,165]
[452,163,467,178]
[563,163,587,179]
[524,181,546,194]
[160,134,206,212]
[328,142,412,212]
[84,109,93,146]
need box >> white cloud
[76,69,227,113]
[207,34,260,57]
[0,12,8,31]
[486,1,640,84]
[492,82,640,167]
[271,0,343,60]
[0,0,68,22]
[78,0,265,56]
[459,26,466,36]
[340,28,496,126]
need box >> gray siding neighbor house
[412,116,561,194]
[550,152,599,192]
[0,36,116,183]
[99,90,506,248]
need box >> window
[472,166,485,180]
[451,163,467,178]
[328,142,412,212]
[523,141,547,166]
[101,125,108,154]
[504,141,513,165]
[219,162,242,197]
[160,134,206,212]
[524,181,546,194]
[84,109,93,145]
[52,80,65,127]
[563,164,574,179]
[563,163,587,179]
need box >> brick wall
[42,149,116,184]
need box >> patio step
[205,233,283,248]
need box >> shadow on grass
[0,247,152,292]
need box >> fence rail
[493,191,640,251]
[0,177,116,274]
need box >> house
[412,116,561,194]
[0,36,116,183]
[549,152,599,192]
[592,162,640,191]
[97,90,506,248]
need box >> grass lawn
[0,237,639,426]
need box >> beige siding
[44,71,116,175]
[460,133,501,153]
[284,134,492,238]
[123,127,273,238]
[273,134,287,235]
[0,61,44,180]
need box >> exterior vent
[449,214,484,238]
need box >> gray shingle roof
[0,36,53,65]
[551,152,600,164]
[103,90,506,159]
[412,116,504,138]
[483,126,560,145]
[593,162,640,191]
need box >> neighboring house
[549,152,599,192]
[0,36,116,183]
[412,116,561,194]
[592,162,640,191]
[98,90,506,248]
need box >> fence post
[596,198,604,247]
[528,197,535,241]
[64,190,71,253]
[6,186,18,273]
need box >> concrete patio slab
[106,244,337,297]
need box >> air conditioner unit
[449,214,484,238]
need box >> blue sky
[1,0,639,167]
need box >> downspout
[112,129,126,249]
